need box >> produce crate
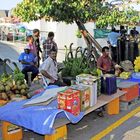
[118,82,139,102]
[106,97,120,115]
[45,125,67,140]
[70,85,90,111]
[2,121,23,140]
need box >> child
[26,35,37,57]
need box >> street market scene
[0,0,140,140]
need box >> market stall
[0,46,140,140]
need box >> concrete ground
[1,41,140,140]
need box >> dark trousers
[49,80,67,87]
[111,47,117,63]
[22,66,39,83]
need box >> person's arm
[19,60,34,65]
[40,59,55,81]
[40,70,55,81]
[97,57,106,71]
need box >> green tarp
[94,29,111,39]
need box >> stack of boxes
[57,74,99,115]
[76,74,98,107]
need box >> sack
[120,60,134,72]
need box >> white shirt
[39,57,58,83]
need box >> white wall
[22,20,108,62]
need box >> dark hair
[33,29,40,33]
[112,27,116,32]
[102,46,109,52]
[26,35,33,41]
[48,32,54,37]
[50,48,57,53]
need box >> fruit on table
[119,72,131,79]
[134,56,140,72]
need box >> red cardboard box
[57,89,80,116]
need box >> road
[1,41,140,140]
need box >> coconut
[9,94,16,100]
[15,90,20,94]
[20,89,26,95]
[5,85,11,92]
[21,84,26,89]
[1,92,8,100]
[7,82,13,88]
[0,84,5,92]
[16,80,22,85]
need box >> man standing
[40,49,65,86]
[33,29,42,67]
[18,46,39,84]
[108,28,120,62]
[42,32,58,61]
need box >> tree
[96,0,140,28]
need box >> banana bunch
[119,72,131,79]
[134,56,140,72]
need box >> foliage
[14,0,106,23]
[96,6,140,28]
[14,0,140,28]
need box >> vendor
[39,49,66,86]
[97,46,115,74]
[18,46,39,83]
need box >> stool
[2,121,23,140]
[106,97,120,115]
[44,125,67,140]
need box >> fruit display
[119,72,131,79]
[134,56,140,72]
[0,61,28,101]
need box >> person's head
[33,29,40,37]
[26,35,34,43]
[133,27,136,30]
[24,46,30,54]
[102,46,110,56]
[112,27,116,32]
[49,49,57,60]
[48,32,54,40]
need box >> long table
[54,89,126,128]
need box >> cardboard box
[76,74,98,107]
[57,89,80,116]
[76,74,98,85]
[70,85,90,111]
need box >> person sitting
[18,46,39,84]
[97,46,115,74]
[39,49,66,86]
[42,32,58,61]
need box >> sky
[0,0,22,10]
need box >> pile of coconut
[0,60,29,101]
